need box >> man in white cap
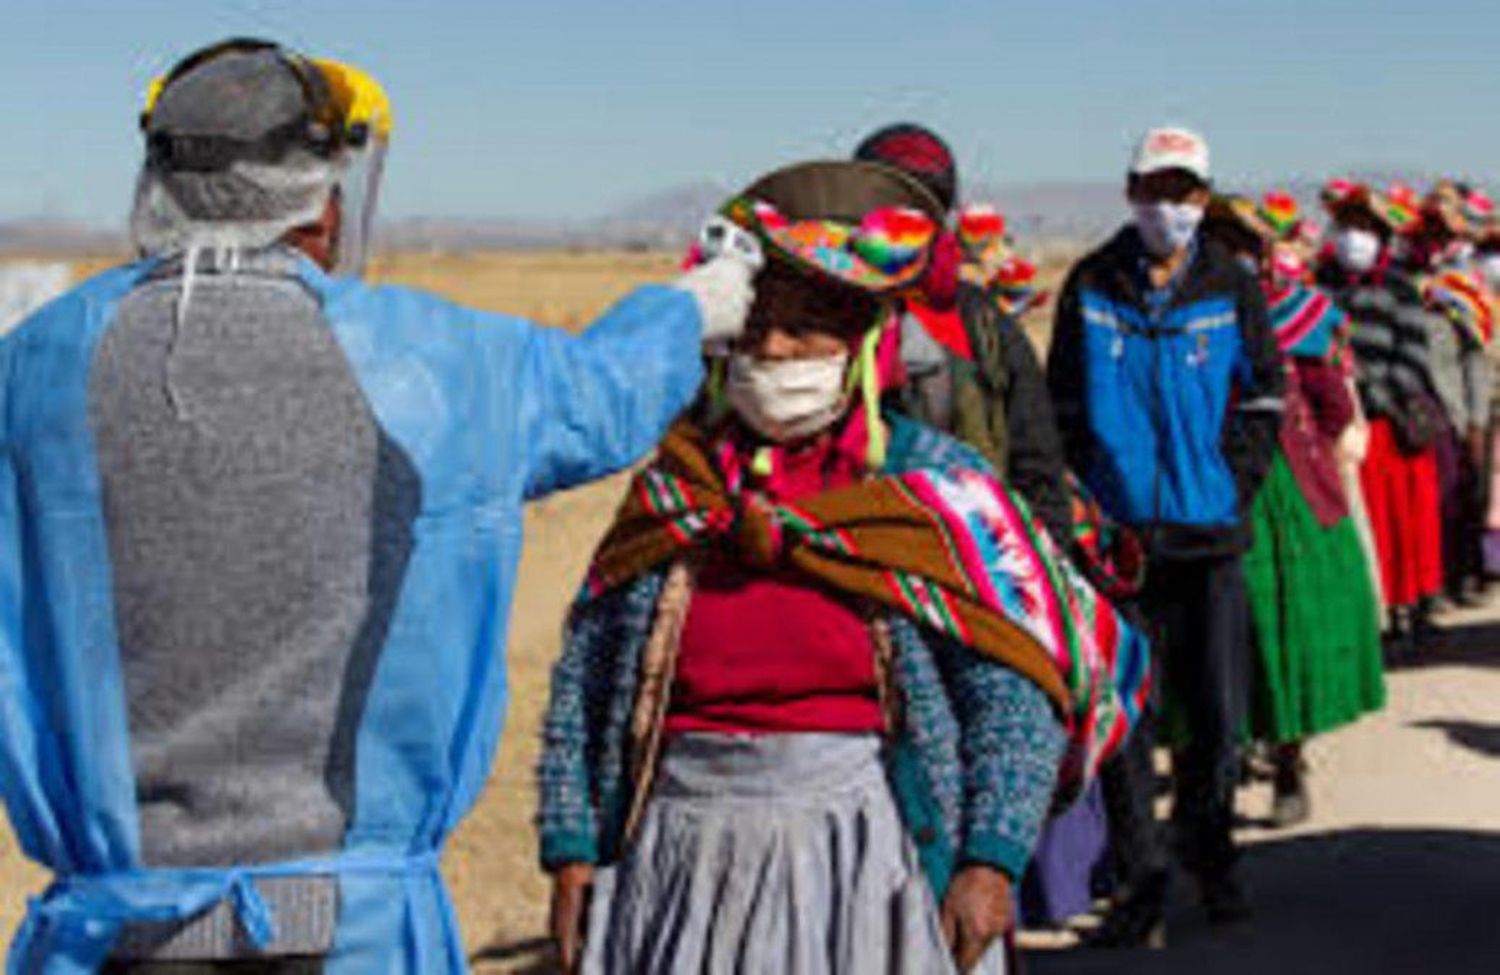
[1047,126,1283,945]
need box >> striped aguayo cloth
[1424,268,1495,349]
[582,421,1150,790]
[1267,281,1350,362]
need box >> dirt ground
[3,252,1498,973]
[1024,600,1500,974]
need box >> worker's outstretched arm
[516,259,753,500]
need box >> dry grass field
[0,250,1063,971]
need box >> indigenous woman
[1317,180,1445,657]
[1205,193,1385,825]
[1413,183,1496,604]
[1262,193,1387,620]
[536,161,1146,975]
[1471,214,1500,577]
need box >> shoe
[1270,746,1310,828]
[1447,588,1480,609]
[1240,744,1274,785]
[1412,599,1439,651]
[1084,902,1167,949]
[1270,788,1310,828]
[1085,875,1167,949]
[1380,633,1403,668]
[1382,616,1414,667]
[1200,873,1252,926]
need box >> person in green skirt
[1202,193,1387,827]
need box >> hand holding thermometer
[695,216,765,358]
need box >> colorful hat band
[1259,191,1301,238]
[1322,179,1417,232]
[952,202,1048,311]
[1218,195,1275,242]
[954,204,1007,268]
[957,204,1007,248]
[1384,182,1423,233]
[721,196,937,293]
[1462,190,1495,233]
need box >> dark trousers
[1442,426,1486,592]
[1103,554,1252,890]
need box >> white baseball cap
[1130,126,1210,182]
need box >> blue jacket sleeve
[931,634,1067,881]
[0,336,39,849]
[518,285,704,500]
[0,335,18,675]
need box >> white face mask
[1334,228,1382,274]
[1133,202,1204,257]
[1479,253,1500,290]
[726,352,850,442]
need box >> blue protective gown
[0,257,705,973]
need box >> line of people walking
[538,119,1476,969]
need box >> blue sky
[3,0,1497,224]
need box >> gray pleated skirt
[582,733,1006,975]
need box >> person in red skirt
[1316,180,1444,659]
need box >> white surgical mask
[1133,202,1204,257]
[1334,228,1382,274]
[726,352,850,442]
[1478,253,1500,291]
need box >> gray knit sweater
[88,250,421,958]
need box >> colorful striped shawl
[1424,268,1495,348]
[582,420,1150,789]
[1267,281,1347,361]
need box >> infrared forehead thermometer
[697,216,764,359]
[699,216,766,271]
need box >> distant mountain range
[0,219,128,255]
[0,172,1440,256]
[376,180,1133,254]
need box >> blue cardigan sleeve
[535,575,662,869]
[932,634,1067,881]
[535,596,611,869]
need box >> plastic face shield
[315,59,392,278]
